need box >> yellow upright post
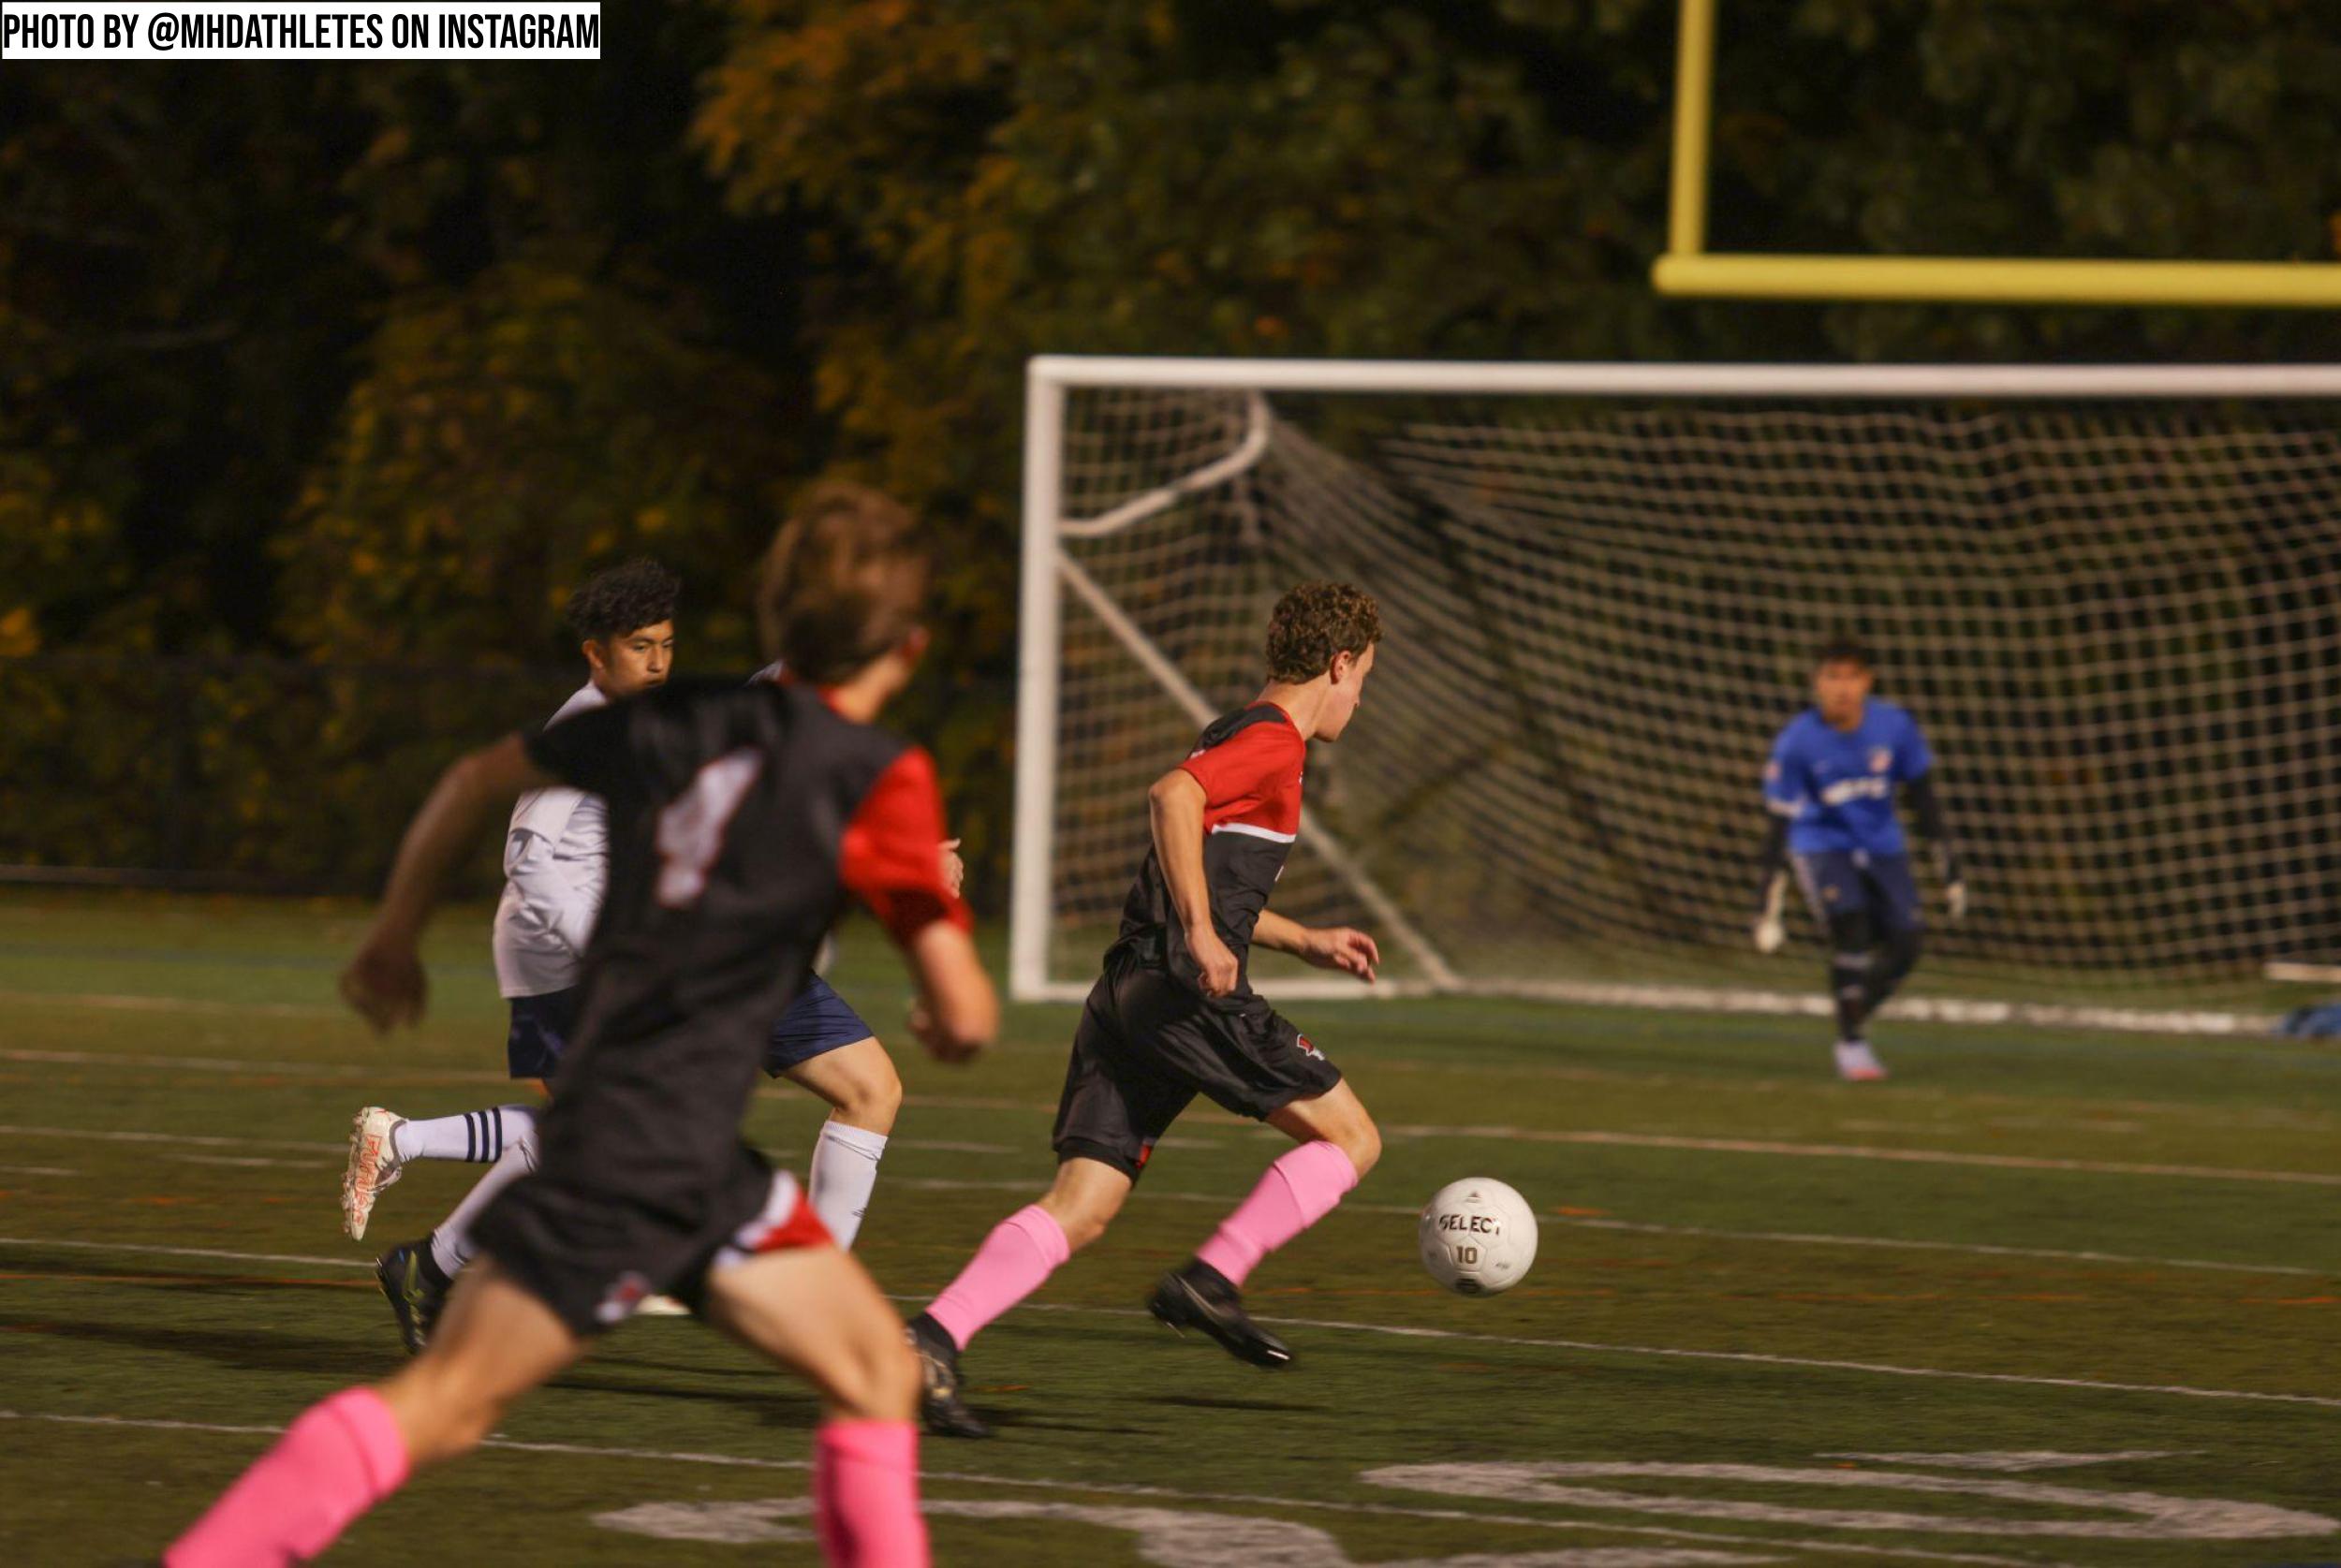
[1668,0,1716,259]
[1652,0,2341,308]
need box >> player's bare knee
[1042,1189,1122,1252]
[831,1319,920,1423]
[861,1054,905,1126]
[1043,1198,1112,1253]
[1338,1118,1382,1179]
[832,1051,903,1131]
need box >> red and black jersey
[520,678,967,1187]
[1114,702,1305,993]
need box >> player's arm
[1753,741,1803,953]
[1903,771,1966,921]
[1896,717,1966,922]
[901,920,994,1062]
[1752,815,1790,954]
[1148,768,1240,997]
[344,735,557,1032]
[1253,908,1379,985]
[842,747,995,1061]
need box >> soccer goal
[1011,358,2341,1033]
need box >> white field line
[15,1046,2331,1143]
[996,1301,2341,1414]
[891,1140,1018,1156]
[0,990,341,1019]
[0,1237,372,1269]
[885,1178,2335,1280]
[32,1089,2331,1190]
[4,1234,2331,1418]
[1542,1217,2334,1280]
[0,1048,508,1083]
[0,1123,346,1153]
[1383,1124,2341,1188]
[1365,1063,2339,1136]
[13,1199,2334,1295]
[0,1409,2058,1566]
[4,1122,2330,1282]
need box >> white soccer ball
[1419,1177,1538,1297]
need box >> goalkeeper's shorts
[1791,849,1921,934]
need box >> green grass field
[3,888,2338,1566]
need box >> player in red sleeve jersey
[166,486,994,1568]
[907,582,1384,1438]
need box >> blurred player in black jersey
[907,582,1384,1438]
[168,485,994,1568]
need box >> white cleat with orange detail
[342,1106,408,1240]
[1833,1039,1889,1082]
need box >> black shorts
[1052,950,1342,1180]
[470,1140,832,1338]
[505,988,581,1080]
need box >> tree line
[5,0,2338,898]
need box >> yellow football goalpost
[1652,0,2341,307]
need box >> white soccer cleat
[342,1106,408,1240]
[636,1295,692,1317]
[1833,1040,1889,1083]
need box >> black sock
[1831,961,1872,1039]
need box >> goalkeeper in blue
[1753,636,1965,1081]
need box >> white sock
[428,1127,539,1279]
[393,1105,537,1165]
[806,1121,889,1250]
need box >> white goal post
[1013,357,2341,1033]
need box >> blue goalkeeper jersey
[1763,699,1934,857]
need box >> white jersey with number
[492,681,611,998]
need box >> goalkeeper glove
[1753,871,1788,954]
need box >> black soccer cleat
[1148,1260,1292,1370]
[906,1313,991,1440]
[375,1238,449,1356]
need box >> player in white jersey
[341,560,943,1352]
[338,562,677,1334]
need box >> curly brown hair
[1264,581,1380,682]
[756,482,931,683]
[565,559,680,644]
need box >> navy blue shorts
[1791,850,1922,935]
[508,976,873,1082]
[506,988,581,1080]
[763,975,876,1076]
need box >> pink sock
[167,1387,410,1567]
[814,1419,927,1566]
[1194,1140,1361,1287]
[922,1204,1069,1349]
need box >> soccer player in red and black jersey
[907,582,1384,1438]
[166,486,994,1568]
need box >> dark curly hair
[1264,581,1380,682]
[565,559,681,645]
[1815,632,1876,671]
[757,482,931,682]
